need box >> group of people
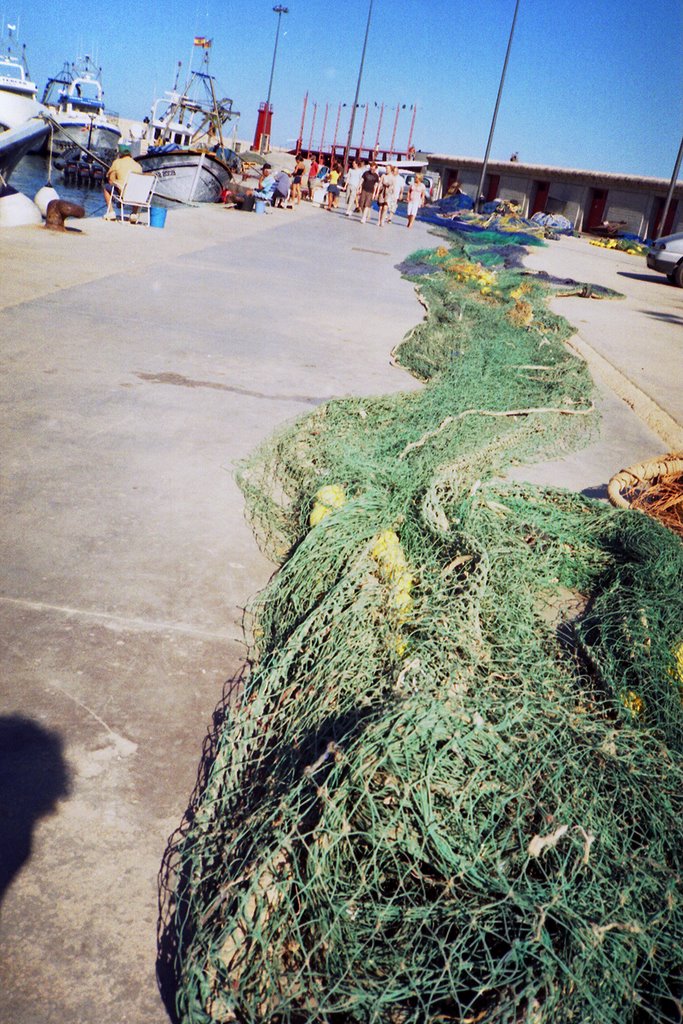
[250,153,428,228]
[101,144,429,230]
[327,159,427,228]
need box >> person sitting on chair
[253,163,277,203]
[102,145,142,220]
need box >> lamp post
[656,134,683,240]
[260,4,288,153]
[475,0,521,211]
[343,0,373,170]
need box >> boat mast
[207,70,225,150]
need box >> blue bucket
[150,206,167,229]
[254,199,266,215]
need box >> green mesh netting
[162,227,683,1024]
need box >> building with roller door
[424,153,683,239]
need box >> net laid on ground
[163,226,683,1024]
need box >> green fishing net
[162,227,682,1024]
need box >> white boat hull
[136,150,232,204]
[0,90,45,153]
[50,117,121,159]
[0,88,41,130]
[0,117,50,183]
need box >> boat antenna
[186,38,196,87]
[207,72,225,151]
[173,60,182,91]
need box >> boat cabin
[0,53,36,98]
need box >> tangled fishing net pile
[421,198,565,241]
[163,225,683,1023]
[609,454,683,537]
[589,237,649,257]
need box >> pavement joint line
[0,594,241,642]
[565,333,683,449]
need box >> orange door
[531,181,550,215]
[585,188,608,229]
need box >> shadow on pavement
[617,270,671,285]
[581,483,610,501]
[0,715,71,905]
[638,309,683,326]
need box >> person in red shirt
[306,156,320,201]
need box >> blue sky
[5,0,682,178]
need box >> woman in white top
[377,168,396,227]
[406,174,427,229]
[386,166,403,223]
[343,159,363,217]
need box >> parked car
[646,231,683,287]
[402,171,440,202]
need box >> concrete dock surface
[0,200,681,1023]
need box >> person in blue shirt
[254,164,276,202]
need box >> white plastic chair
[112,172,157,226]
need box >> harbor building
[425,154,683,238]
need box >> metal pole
[406,103,417,156]
[359,103,369,156]
[373,102,384,157]
[343,0,373,170]
[330,102,342,165]
[475,0,521,211]
[318,102,328,161]
[261,4,288,153]
[389,102,400,157]
[656,134,683,239]
[307,101,317,154]
[296,91,308,153]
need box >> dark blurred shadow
[617,270,671,285]
[0,716,71,905]
[638,309,683,326]
[581,483,609,501]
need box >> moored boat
[136,39,241,204]
[0,116,49,182]
[41,55,121,161]
[136,146,235,204]
[0,28,42,131]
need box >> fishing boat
[0,116,48,182]
[41,55,121,161]
[136,39,241,204]
[0,25,42,133]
